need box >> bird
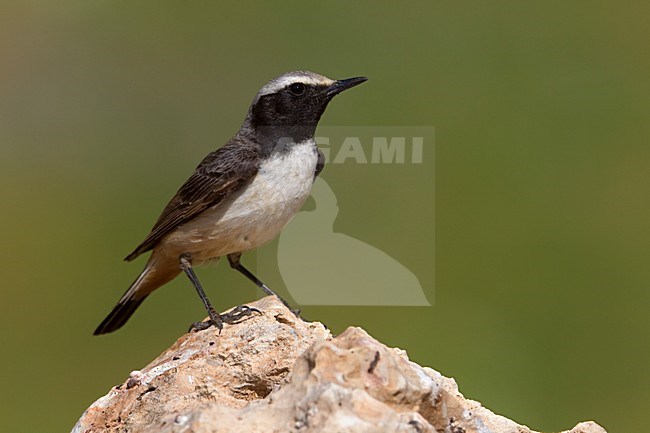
[94,71,367,335]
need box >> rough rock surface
[74,296,607,433]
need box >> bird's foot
[188,305,260,333]
[222,304,261,323]
[188,319,220,333]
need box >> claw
[188,318,223,334]
[221,305,261,323]
[188,305,260,333]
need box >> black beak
[326,76,368,97]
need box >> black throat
[241,86,332,151]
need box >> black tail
[93,295,148,335]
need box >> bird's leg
[180,254,223,332]
[179,254,258,333]
[227,253,300,316]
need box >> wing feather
[124,140,260,261]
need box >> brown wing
[124,140,260,261]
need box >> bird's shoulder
[315,147,325,179]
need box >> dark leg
[227,253,300,315]
[180,254,258,333]
[180,254,223,332]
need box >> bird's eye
[288,83,306,96]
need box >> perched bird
[94,71,367,335]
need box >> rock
[73,296,607,433]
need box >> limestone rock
[73,296,606,433]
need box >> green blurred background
[1,1,648,432]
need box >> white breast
[169,140,319,261]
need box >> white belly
[166,140,318,261]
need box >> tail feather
[94,253,181,335]
[93,295,148,335]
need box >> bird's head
[242,71,367,146]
